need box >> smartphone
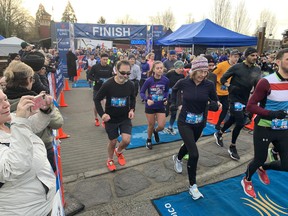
[31,94,46,111]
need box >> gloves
[170,104,178,112]
[269,110,287,119]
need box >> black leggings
[177,121,204,185]
[216,95,229,128]
[245,125,288,181]
[221,103,247,144]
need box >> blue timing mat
[152,170,288,216]
[121,122,223,150]
[72,80,91,88]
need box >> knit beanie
[204,55,215,64]
[244,47,257,58]
[191,56,208,72]
[174,60,184,69]
[22,51,45,71]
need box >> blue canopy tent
[156,19,257,47]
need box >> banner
[74,24,147,40]
[55,22,71,76]
[150,25,164,40]
[54,63,64,99]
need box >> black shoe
[271,148,279,161]
[153,129,160,143]
[146,140,152,150]
[228,145,240,160]
[214,131,224,147]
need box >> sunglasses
[118,71,131,76]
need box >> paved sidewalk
[59,80,255,215]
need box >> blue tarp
[157,19,257,47]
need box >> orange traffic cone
[59,91,68,107]
[63,79,71,91]
[56,128,70,140]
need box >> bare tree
[149,8,176,30]
[210,0,231,28]
[115,14,139,24]
[256,9,277,38]
[97,16,106,24]
[0,0,35,39]
[232,0,250,34]
[186,13,195,24]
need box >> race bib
[271,118,288,130]
[185,112,203,124]
[111,97,127,107]
[152,94,164,102]
[234,102,245,111]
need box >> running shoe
[228,145,240,160]
[106,159,116,171]
[114,149,126,166]
[189,184,204,200]
[241,177,256,198]
[153,129,160,143]
[146,139,152,150]
[214,131,224,147]
[167,127,176,135]
[172,154,182,173]
[95,118,100,127]
[257,168,270,185]
[268,147,279,162]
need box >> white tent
[0,36,25,56]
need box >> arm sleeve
[213,66,222,84]
[220,65,234,85]
[246,78,270,116]
[87,65,95,81]
[129,83,136,110]
[0,117,33,182]
[95,84,107,117]
[171,79,182,104]
[164,80,170,99]
[140,79,149,101]
[47,107,64,129]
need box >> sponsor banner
[74,24,147,40]
[150,25,164,40]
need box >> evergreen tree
[97,16,106,24]
[61,1,77,23]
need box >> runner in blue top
[140,61,170,150]
[171,56,220,200]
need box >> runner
[214,47,261,160]
[94,60,135,171]
[88,53,113,127]
[241,48,288,198]
[172,56,220,200]
[164,60,185,135]
[140,61,169,150]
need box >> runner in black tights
[241,49,288,198]
[171,56,220,200]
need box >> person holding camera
[0,89,56,215]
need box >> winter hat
[230,50,240,56]
[204,55,215,64]
[169,50,176,55]
[191,56,208,72]
[174,60,184,69]
[244,47,257,58]
[22,51,45,71]
[20,42,29,49]
[128,54,136,60]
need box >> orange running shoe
[95,118,100,127]
[106,159,116,171]
[114,149,126,166]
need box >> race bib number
[271,118,288,130]
[151,94,164,102]
[185,112,203,124]
[111,97,127,107]
[234,102,245,111]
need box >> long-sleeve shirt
[220,62,261,105]
[213,60,232,96]
[172,78,218,124]
[165,70,185,88]
[95,77,135,123]
[140,76,170,110]
[129,64,141,81]
[88,63,113,91]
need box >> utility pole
[257,22,267,55]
